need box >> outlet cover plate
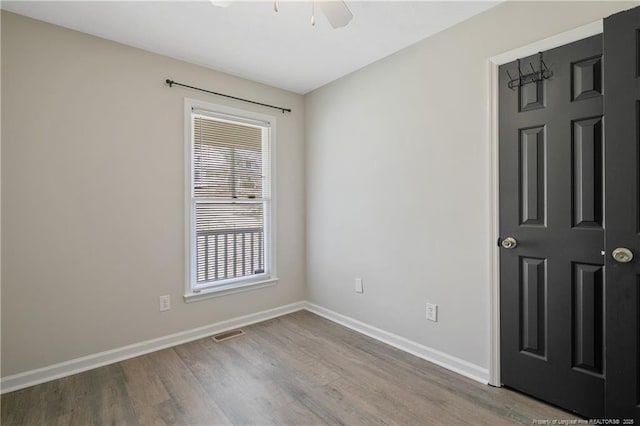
[160,295,171,312]
[426,303,437,321]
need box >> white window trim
[183,98,278,302]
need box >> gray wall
[304,1,635,372]
[1,11,306,376]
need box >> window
[185,100,275,299]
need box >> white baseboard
[1,300,488,394]
[304,302,489,384]
[0,301,306,394]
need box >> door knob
[501,237,518,249]
[612,247,634,263]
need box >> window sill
[184,277,278,303]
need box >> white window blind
[190,111,272,290]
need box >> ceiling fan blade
[209,0,232,7]
[318,1,353,29]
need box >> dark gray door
[604,6,640,420]
[499,35,606,418]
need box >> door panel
[520,126,546,226]
[520,257,547,357]
[604,6,640,420]
[499,35,605,418]
[572,56,602,101]
[572,117,603,228]
[572,263,603,375]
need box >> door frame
[488,20,604,387]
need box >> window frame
[184,99,277,302]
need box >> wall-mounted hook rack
[506,52,553,90]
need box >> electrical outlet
[426,303,437,322]
[159,295,171,312]
[355,278,364,293]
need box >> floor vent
[212,329,245,342]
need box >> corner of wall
[0,7,4,381]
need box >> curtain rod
[165,79,292,114]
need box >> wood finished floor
[1,310,573,425]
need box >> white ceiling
[1,1,500,94]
